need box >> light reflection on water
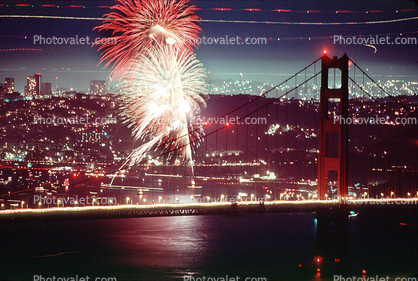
[108,216,209,270]
[0,212,417,281]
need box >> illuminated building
[4,78,14,94]
[25,73,42,97]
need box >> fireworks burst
[94,0,201,80]
[120,46,207,172]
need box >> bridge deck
[1,199,417,222]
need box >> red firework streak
[94,0,201,81]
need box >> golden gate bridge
[1,53,418,270]
[1,52,417,217]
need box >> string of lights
[1,14,418,26]
[0,48,42,51]
[0,3,417,14]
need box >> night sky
[0,0,417,93]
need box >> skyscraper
[41,83,52,96]
[4,78,14,94]
[34,73,42,97]
[25,73,42,97]
[90,80,107,95]
[0,85,4,101]
[25,76,36,97]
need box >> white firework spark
[120,46,207,172]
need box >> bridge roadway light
[221,194,225,202]
[158,196,162,204]
[390,191,395,198]
[38,202,42,208]
[126,197,130,204]
[21,201,25,209]
[251,194,255,201]
[407,192,411,198]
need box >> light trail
[199,16,418,25]
[1,14,418,25]
[0,48,42,52]
[2,3,417,14]
[101,185,163,191]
